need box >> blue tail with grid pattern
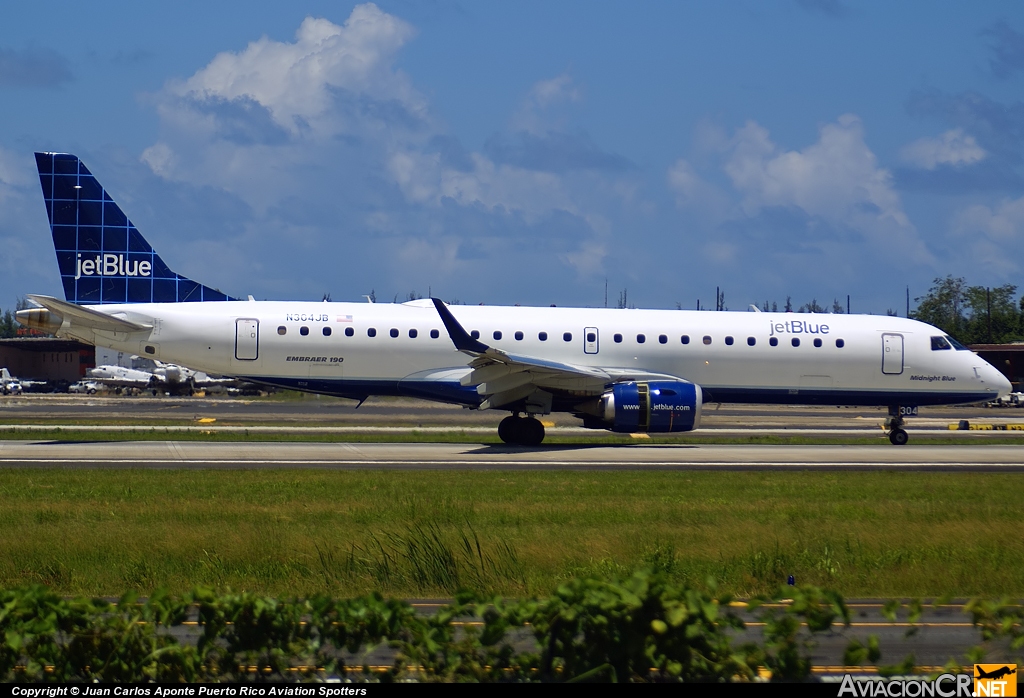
[34,152,235,305]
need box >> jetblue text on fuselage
[74,253,151,280]
[769,320,830,336]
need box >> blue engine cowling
[601,381,703,433]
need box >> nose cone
[983,361,1013,398]
[995,368,1013,398]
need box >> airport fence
[0,570,1019,682]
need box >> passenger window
[390,328,399,338]
[345,327,354,337]
[791,337,800,347]
[323,327,332,337]
[747,337,755,346]
[471,330,480,339]
[813,338,822,348]
[703,336,712,345]
[277,326,286,336]
[409,329,418,338]
[563,332,572,342]
[835,338,844,348]
[658,334,667,344]
[587,332,596,342]
[770,337,778,346]
[367,328,376,337]
[931,336,951,351]
[430,329,439,339]
[539,332,548,341]
[493,331,502,340]
[515,331,523,340]
[300,326,309,336]
[637,334,646,344]
[681,335,690,344]
[725,336,734,346]
[614,333,623,343]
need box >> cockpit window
[945,335,969,351]
[931,336,951,351]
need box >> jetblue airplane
[17,153,1012,445]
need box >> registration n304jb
[18,153,1011,445]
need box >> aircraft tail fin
[34,152,235,305]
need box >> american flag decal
[337,315,353,322]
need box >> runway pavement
[1,440,1022,470]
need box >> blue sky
[1,1,1023,313]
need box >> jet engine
[598,381,703,433]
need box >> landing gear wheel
[889,428,909,446]
[519,417,545,446]
[498,416,518,444]
[497,416,546,445]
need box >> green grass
[1,469,1023,599]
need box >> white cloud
[725,114,908,225]
[899,129,986,170]
[143,3,430,210]
[137,9,628,296]
[951,196,1024,274]
[0,148,59,292]
[666,158,728,213]
[388,150,576,220]
[664,115,937,275]
[562,241,607,276]
[148,16,598,222]
[511,72,582,134]
[720,114,932,262]
[439,154,575,217]
[954,196,1024,242]
[0,147,33,189]
[170,6,422,138]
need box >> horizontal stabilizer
[26,294,151,333]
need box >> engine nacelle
[601,381,702,433]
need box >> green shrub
[2,571,1017,682]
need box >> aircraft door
[235,319,259,361]
[881,333,903,375]
[584,327,599,354]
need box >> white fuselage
[59,300,1010,410]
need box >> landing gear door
[235,318,259,361]
[584,327,599,355]
[882,333,903,375]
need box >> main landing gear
[498,414,546,446]
[885,406,910,446]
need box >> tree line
[911,276,1024,345]
[0,298,33,339]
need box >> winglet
[431,298,490,354]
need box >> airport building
[0,338,96,383]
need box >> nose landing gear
[498,414,546,446]
[886,405,914,445]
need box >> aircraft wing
[86,376,152,389]
[431,298,685,409]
